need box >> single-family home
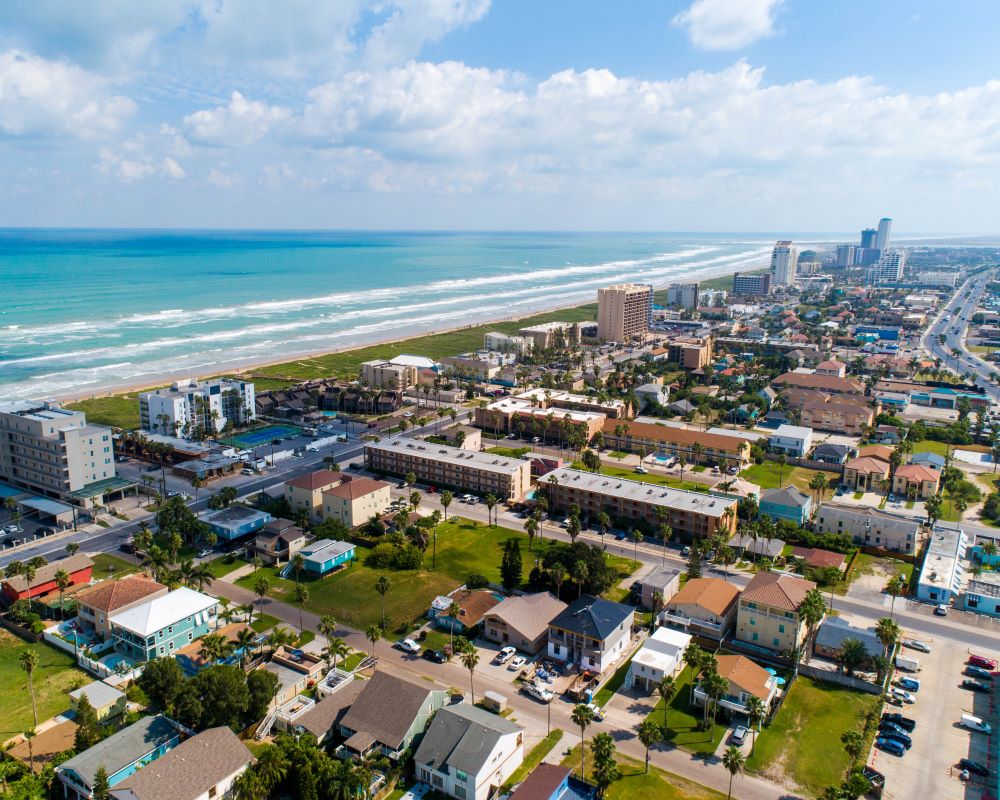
[758,486,812,525]
[842,455,890,494]
[634,382,670,411]
[661,577,740,641]
[57,716,182,800]
[736,572,818,654]
[1,553,93,603]
[636,567,682,609]
[481,593,568,655]
[694,655,779,718]
[547,595,634,674]
[75,575,168,640]
[892,464,941,500]
[109,587,218,662]
[293,679,365,745]
[337,670,447,761]
[788,547,847,573]
[625,626,691,693]
[768,424,813,458]
[201,506,272,542]
[874,425,905,445]
[69,680,127,722]
[813,618,882,664]
[264,646,327,706]
[508,765,585,800]
[251,518,307,566]
[910,451,947,471]
[298,539,356,575]
[811,443,852,465]
[415,704,524,800]
[727,533,786,560]
[429,590,503,635]
[108,727,253,800]
[815,360,847,377]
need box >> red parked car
[969,655,997,670]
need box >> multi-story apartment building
[800,399,874,435]
[770,241,799,287]
[285,469,391,526]
[0,400,116,503]
[666,337,713,369]
[517,322,580,351]
[359,357,421,390]
[736,572,818,654]
[665,282,699,309]
[601,419,751,469]
[732,272,771,297]
[813,504,921,555]
[365,437,531,501]
[475,399,606,444]
[597,283,653,342]
[484,331,532,356]
[867,249,906,285]
[139,377,254,435]
[543,468,738,541]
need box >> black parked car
[959,758,990,777]
[962,679,992,693]
[422,649,447,664]
[862,765,885,790]
[881,713,916,732]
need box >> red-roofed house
[789,547,847,572]
[286,470,391,526]
[892,464,941,500]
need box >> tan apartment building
[597,283,652,342]
[892,464,940,500]
[813,503,921,555]
[601,419,752,469]
[365,437,532,501]
[360,359,418,390]
[286,469,391,526]
[517,322,580,351]
[0,400,118,505]
[736,572,818,654]
[771,372,865,395]
[667,337,713,370]
[475,399,606,444]
[800,398,874,435]
[543,468,738,541]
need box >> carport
[67,476,138,508]
[18,496,76,526]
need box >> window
[455,787,466,799]
[778,624,785,633]
[208,788,217,799]
[773,638,779,647]
[752,632,758,642]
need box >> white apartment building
[770,241,799,287]
[484,331,532,356]
[597,283,653,342]
[875,217,892,252]
[360,354,437,390]
[139,378,254,435]
[868,250,906,285]
[666,283,699,309]
[517,322,580,351]
[0,400,116,502]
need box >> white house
[546,595,634,674]
[414,704,524,800]
[768,424,814,458]
[635,382,671,411]
[625,627,691,693]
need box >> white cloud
[183,91,292,146]
[364,0,491,67]
[207,167,236,188]
[672,0,782,50]
[0,50,135,138]
[97,145,185,181]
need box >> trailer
[565,670,599,702]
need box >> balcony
[661,612,724,633]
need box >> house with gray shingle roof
[547,595,634,673]
[415,704,524,800]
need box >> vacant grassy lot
[910,439,951,457]
[65,393,141,430]
[205,555,246,579]
[745,676,881,796]
[0,632,85,738]
[90,553,139,579]
[741,461,825,493]
[648,666,727,755]
[561,744,724,799]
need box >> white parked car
[523,682,553,704]
[889,687,916,704]
[585,703,607,721]
[494,646,516,665]
[904,639,932,653]
[507,655,527,671]
[396,638,421,654]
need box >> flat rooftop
[547,468,737,518]
[484,398,605,423]
[367,437,529,476]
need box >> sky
[2,0,1000,232]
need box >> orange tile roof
[772,372,864,394]
[857,445,894,463]
[894,464,940,482]
[741,571,815,612]
[75,574,166,613]
[844,456,890,475]
[287,470,344,491]
[323,476,391,500]
[666,577,739,616]
[715,655,774,701]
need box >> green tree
[92,766,111,800]
[722,746,746,800]
[365,624,382,658]
[484,493,498,526]
[885,574,906,620]
[440,490,453,520]
[838,638,868,676]
[500,539,523,591]
[74,695,100,751]
[924,494,943,527]
[19,649,38,728]
[745,695,766,754]
[294,584,310,636]
[253,577,271,625]
[686,543,702,579]
[591,732,620,797]
[567,514,581,545]
[138,657,186,711]
[191,665,251,730]
[54,569,71,621]
[458,639,479,704]
[246,668,281,723]
[798,587,828,663]
[875,616,900,658]
[841,727,865,773]
[657,675,677,732]
[637,718,660,773]
[571,703,596,779]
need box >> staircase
[255,707,279,740]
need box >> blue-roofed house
[299,539,356,576]
[547,595,634,673]
[759,486,812,525]
[910,451,947,470]
[202,505,272,541]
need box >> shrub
[466,574,489,589]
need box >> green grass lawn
[0,632,86,738]
[341,651,366,671]
[204,555,247,579]
[503,729,564,789]
[65,393,142,430]
[648,666,727,755]
[593,649,638,706]
[561,744,724,800]
[574,462,710,493]
[910,439,951,457]
[745,677,881,796]
[250,613,280,633]
[740,461,825,493]
[90,553,139,579]
[486,446,531,458]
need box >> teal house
[57,715,181,799]
[758,486,812,526]
[300,539,356,576]
[109,587,218,662]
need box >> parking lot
[868,628,995,800]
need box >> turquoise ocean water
[0,229,793,400]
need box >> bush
[30,619,46,634]
[364,541,423,570]
[466,574,489,589]
[8,599,33,625]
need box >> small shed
[482,690,508,714]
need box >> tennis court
[221,424,301,448]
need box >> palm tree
[885,574,906,620]
[235,626,257,667]
[637,718,660,773]
[745,696,766,754]
[440,490,453,521]
[199,632,228,665]
[875,616,900,658]
[798,588,827,669]
[525,516,538,552]
[682,643,705,704]
[484,493,498,527]
[841,727,865,773]
[291,554,306,584]
[571,703,596,779]
[232,768,265,800]
[657,675,677,732]
[838,638,867,676]
[294,584,310,635]
[458,640,479,704]
[253,577,270,625]
[365,624,382,658]
[702,670,728,727]
[548,564,568,599]
[570,560,589,598]
[318,614,338,642]
[375,575,391,628]
[722,746,746,800]
[20,649,39,727]
[631,530,643,564]
[54,569,71,621]
[23,729,36,772]
[324,637,350,672]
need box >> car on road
[395,638,420,654]
[422,649,447,664]
[881,712,916,732]
[969,654,998,670]
[2,524,20,534]
[523,682,554,703]
[614,530,627,540]
[876,738,906,757]
[731,725,749,746]
[241,468,255,475]
[962,679,991,694]
[966,665,994,681]
[903,639,932,653]
[507,655,527,671]
[585,703,607,722]
[889,688,915,704]
[198,548,212,558]
[493,646,516,665]
[934,604,949,616]
[959,759,990,777]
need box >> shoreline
[58,260,764,405]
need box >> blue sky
[1,0,999,232]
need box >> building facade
[665,283,699,309]
[736,572,817,654]
[601,419,751,469]
[139,378,254,435]
[109,588,218,662]
[813,504,921,554]
[770,241,798,287]
[597,283,653,342]
[547,595,634,674]
[732,272,771,297]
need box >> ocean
[0,229,800,400]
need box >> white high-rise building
[665,283,699,309]
[868,249,906,285]
[876,217,892,252]
[770,241,799,287]
[139,377,255,436]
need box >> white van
[961,714,993,735]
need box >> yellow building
[285,469,391,526]
[597,283,652,342]
[735,572,818,654]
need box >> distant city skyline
[2,1,1000,231]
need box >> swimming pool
[57,622,94,646]
[101,653,136,672]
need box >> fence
[0,616,42,643]
[762,452,844,474]
[799,663,882,694]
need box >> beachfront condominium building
[0,400,117,502]
[835,244,856,267]
[868,249,906,285]
[770,241,798,287]
[517,321,580,351]
[543,467,738,541]
[732,272,771,297]
[665,283,699,309]
[365,437,531,501]
[597,283,653,342]
[876,217,892,252]
[139,377,255,436]
[360,354,437,390]
[484,331,532,356]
